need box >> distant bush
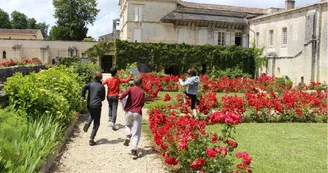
[57,56,80,67]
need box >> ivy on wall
[115,40,257,76]
[85,39,265,77]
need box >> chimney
[285,0,295,10]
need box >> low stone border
[39,113,79,173]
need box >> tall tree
[35,22,49,38]
[50,0,99,40]
[0,9,11,28]
[27,18,37,29]
[10,11,28,29]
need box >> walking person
[81,72,106,146]
[178,68,200,117]
[119,76,146,159]
[102,68,132,130]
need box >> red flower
[190,158,205,169]
[211,133,218,143]
[206,148,217,158]
[227,139,238,148]
[165,156,179,165]
[163,94,171,102]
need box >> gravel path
[51,74,167,173]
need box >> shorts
[184,91,197,110]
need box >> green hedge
[114,40,256,75]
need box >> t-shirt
[102,75,131,96]
[119,86,145,115]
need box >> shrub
[4,66,82,125]
[32,58,42,64]
[57,56,80,67]
[72,62,101,84]
[209,67,252,79]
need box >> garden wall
[0,65,45,83]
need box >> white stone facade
[118,0,260,47]
[249,1,328,85]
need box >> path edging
[39,113,80,173]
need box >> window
[256,32,259,46]
[269,30,274,46]
[2,51,6,59]
[134,29,141,42]
[198,29,208,45]
[235,32,242,46]
[134,5,143,22]
[282,28,287,45]
[218,32,225,46]
[178,28,187,43]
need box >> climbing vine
[86,40,262,76]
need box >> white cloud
[0,0,319,39]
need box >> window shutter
[134,6,139,21]
[214,32,218,45]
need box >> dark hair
[93,71,102,81]
[187,68,197,77]
[134,76,142,86]
[110,68,118,76]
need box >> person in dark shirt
[119,76,146,159]
[81,72,105,146]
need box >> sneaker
[112,124,119,131]
[83,123,90,132]
[123,136,131,146]
[131,149,138,159]
[89,140,96,146]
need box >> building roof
[161,11,247,25]
[0,29,40,35]
[250,0,328,22]
[178,1,266,15]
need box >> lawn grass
[145,91,243,109]
[206,123,327,173]
[144,92,327,173]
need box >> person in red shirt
[102,68,132,130]
[119,76,146,159]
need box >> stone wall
[0,65,45,83]
[0,40,98,64]
[249,2,328,85]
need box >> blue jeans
[107,96,118,124]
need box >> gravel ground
[51,74,167,173]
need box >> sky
[0,0,319,39]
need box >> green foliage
[4,66,82,125]
[114,40,256,76]
[51,0,100,40]
[32,57,42,64]
[72,62,101,84]
[0,109,62,173]
[209,67,252,79]
[267,76,293,93]
[57,56,80,67]
[85,41,114,60]
[10,11,28,29]
[0,9,11,29]
[252,41,267,77]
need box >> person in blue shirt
[179,68,200,117]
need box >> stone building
[249,0,328,84]
[99,19,121,41]
[118,0,328,84]
[0,39,98,64]
[118,0,268,47]
[0,29,44,40]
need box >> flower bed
[221,90,328,123]
[148,104,252,172]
